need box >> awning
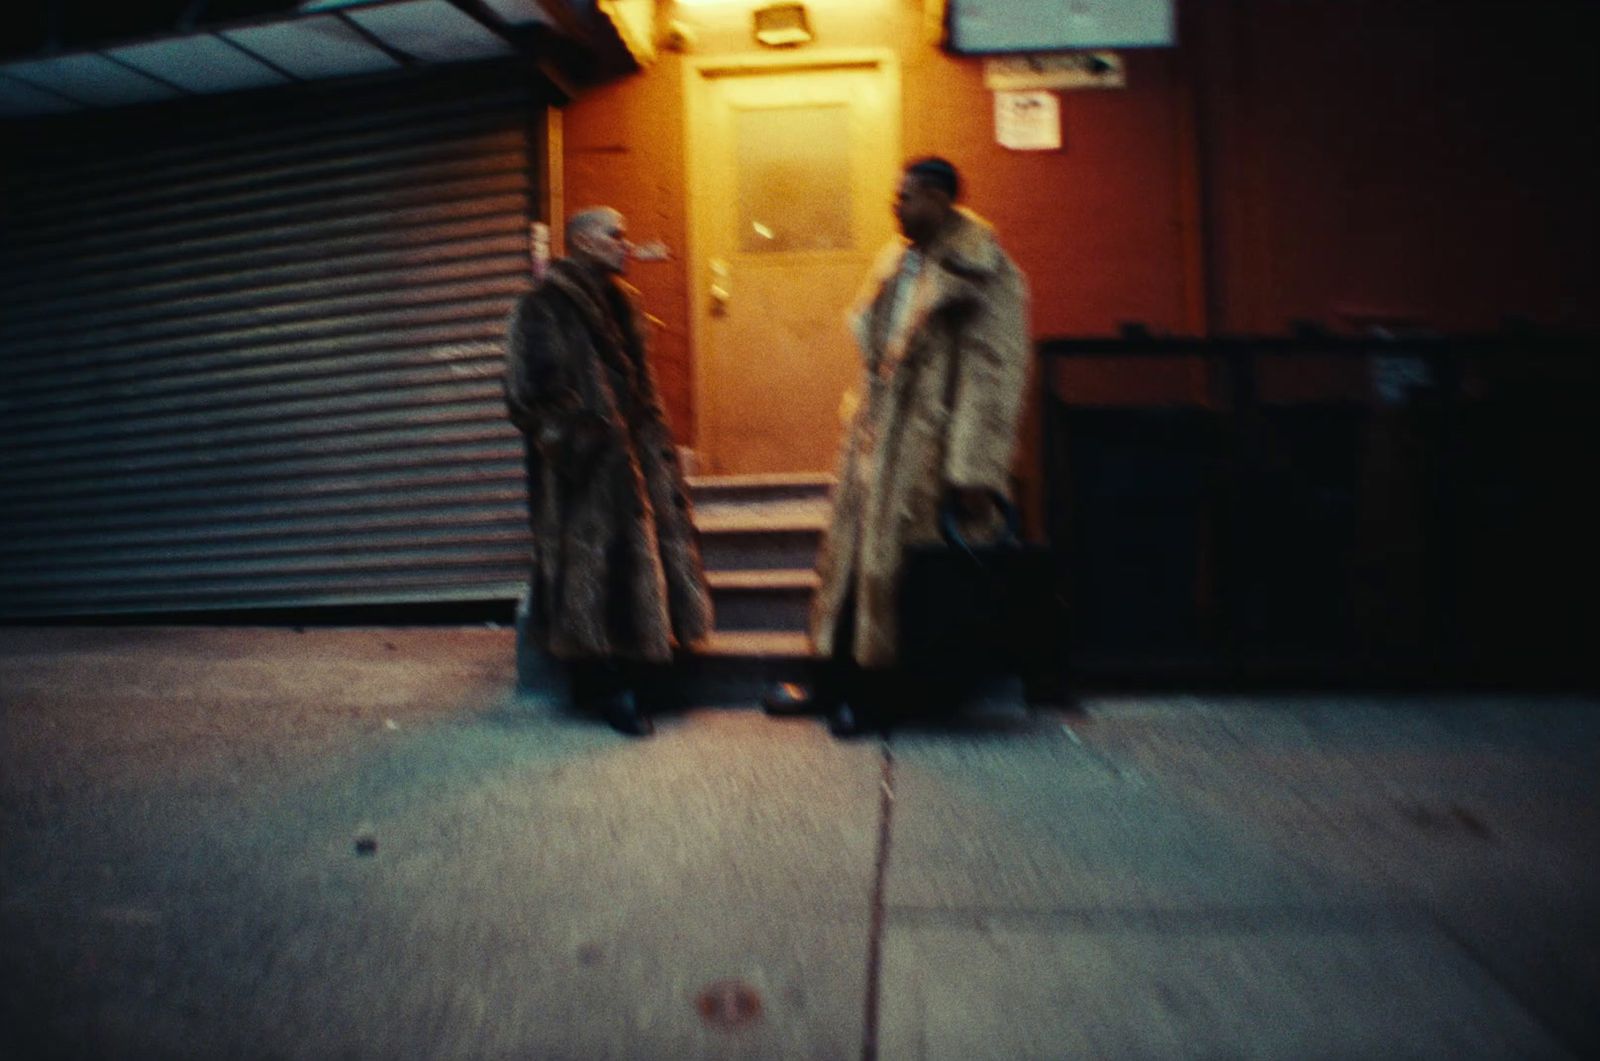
[0,0,639,119]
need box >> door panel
[690,60,900,474]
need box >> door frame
[684,48,902,474]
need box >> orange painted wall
[561,0,1600,433]
[562,0,1201,433]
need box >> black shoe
[827,702,871,738]
[762,681,827,716]
[594,690,653,737]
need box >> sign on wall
[984,51,1126,91]
[994,89,1061,151]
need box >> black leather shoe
[762,681,825,716]
[596,690,654,737]
[827,702,870,738]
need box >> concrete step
[706,569,818,634]
[688,472,834,507]
[684,631,815,706]
[697,523,824,574]
[691,474,828,642]
[515,601,816,708]
[694,505,830,532]
[696,630,813,658]
[691,476,832,531]
[690,473,831,575]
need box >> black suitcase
[897,493,1070,706]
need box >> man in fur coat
[768,158,1031,736]
[505,207,712,736]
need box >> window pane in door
[735,103,852,253]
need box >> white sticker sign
[994,90,1061,151]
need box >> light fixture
[753,3,813,48]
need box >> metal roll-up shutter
[1,64,542,619]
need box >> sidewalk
[2,627,1595,1059]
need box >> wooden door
[688,56,901,474]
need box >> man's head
[567,207,629,275]
[894,157,960,246]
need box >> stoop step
[704,569,819,633]
[684,474,831,702]
[685,631,814,706]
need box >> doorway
[687,53,901,475]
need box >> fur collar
[859,207,1005,293]
[852,208,1006,362]
[543,258,617,337]
[925,207,1007,281]
[541,257,649,395]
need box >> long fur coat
[504,258,712,662]
[811,208,1030,668]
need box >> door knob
[709,259,731,316]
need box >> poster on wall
[994,90,1061,151]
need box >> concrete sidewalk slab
[878,920,1567,1060]
[3,631,883,1059]
[1056,694,1600,1057]
[4,630,1596,1058]
[878,697,1595,1058]
[885,725,1371,914]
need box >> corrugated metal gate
[1,64,541,619]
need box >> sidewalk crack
[861,739,895,1061]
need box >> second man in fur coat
[799,157,1031,735]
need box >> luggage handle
[938,488,1023,562]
